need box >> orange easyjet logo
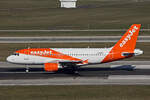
[30,50,52,55]
[16,48,82,62]
[120,26,138,48]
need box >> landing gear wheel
[71,66,80,76]
[61,63,80,76]
[26,68,29,73]
[25,65,29,73]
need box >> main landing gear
[64,64,80,76]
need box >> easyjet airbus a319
[7,24,143,73]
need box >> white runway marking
[0,36,149,43]
[1,76,150,85]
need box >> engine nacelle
[44,63,62,72]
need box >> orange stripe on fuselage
[16,48,82,62]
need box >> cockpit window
[12,53,19,56]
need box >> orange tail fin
[102,24,141,63]
[113,24,141,52]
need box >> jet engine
[44,63,62,72]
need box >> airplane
[7,24,143,73]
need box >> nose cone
[6,56,14,63]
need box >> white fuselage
[7,48,111,65]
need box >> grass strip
[0,85,150,100]
[0,0,150,36]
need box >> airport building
[59,0,77,8]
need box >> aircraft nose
[6,56,14,63]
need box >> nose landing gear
[25,65,29,73]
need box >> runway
[0,61,150,85]
[1,65,150,79]
[1,76,150,85]
[0,36,150,43]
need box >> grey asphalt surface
[1,76,150,85]
[0,36,150,43]
[0,61,150,85]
